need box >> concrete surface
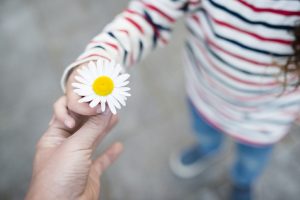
[0,0,300,199]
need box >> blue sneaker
[230,184,252,200]
[169,144,221,178]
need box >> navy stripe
[203,39,275,77]
[138,40,144,61]
[186,42,299,114]
[185,24,277,77]
[107,32,128,64]
[188,40,300,111]
[144,10,172,49]
[186,42,300,123]
[186,48,246,107]
[144,10,159,48]
[199,9,292,57]
[207,0,294,30]
[186,42,280,95]
[93,45,106,50]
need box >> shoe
[230,184,252,200]
[169,144,221,179]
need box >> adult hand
[26,96,123,200]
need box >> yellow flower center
[92,76,114,96]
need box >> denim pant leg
[188,100,225,155]
[231,142,273,186]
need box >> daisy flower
[72,60,130,114]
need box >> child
[54,0,300,199]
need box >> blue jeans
[188,101,273,186]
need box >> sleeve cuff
[60,56,101,92]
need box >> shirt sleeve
[61,0,201,90]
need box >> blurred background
[1,0,300,199]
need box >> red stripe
[195,40,277,87]
[188,47,281,103]
[126,9,144,18]
[207,36,271,66]
[209,33,271,65]
[103,42,119,50]
[199,59,297,103]
[89,41,119,53]
[124,17,144,34]
[189,49,299,114]
[190,48,272,103]
[189,75,239,120]
[238,0,300,16]
[192,14,292,45]
[119,29,129,35]
[211,17,292,45]
[125,9,169,43]
[189,0,201,6]
[190,15,272,66]
[142,2,175,23]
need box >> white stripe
[203,0,295,41]
[219,0,300,26]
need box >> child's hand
[66,64,103,115]
[54,64,102,129]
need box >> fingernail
[64,119,74,128]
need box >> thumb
[67,109,112,150]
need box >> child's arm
[62,0,201,87]
[56,0,201,127]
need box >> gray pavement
[0,0,300,199]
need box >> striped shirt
[62,0,300,145]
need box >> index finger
[66,110,113,150]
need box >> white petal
[112,92,126,106]
[118,87,131,92]
[102,62,109,76]
[108,95,121,109]
[106,63,114,77]
[75,75,91,85]
[107,99,117,114]
[114,88,131,96]
[115,74,130,85]
[78,67,93,81]
[89,96,101,108]
[72,82,89,89]
[96,59,105,75]
[111,64,122,79]
[78,95,96,103]
[88,61,98,79]
[115,80,129,88]
[119,91,131,97]
[74,88,93,96]
[100,97,106,112]
[71,82,82,88]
